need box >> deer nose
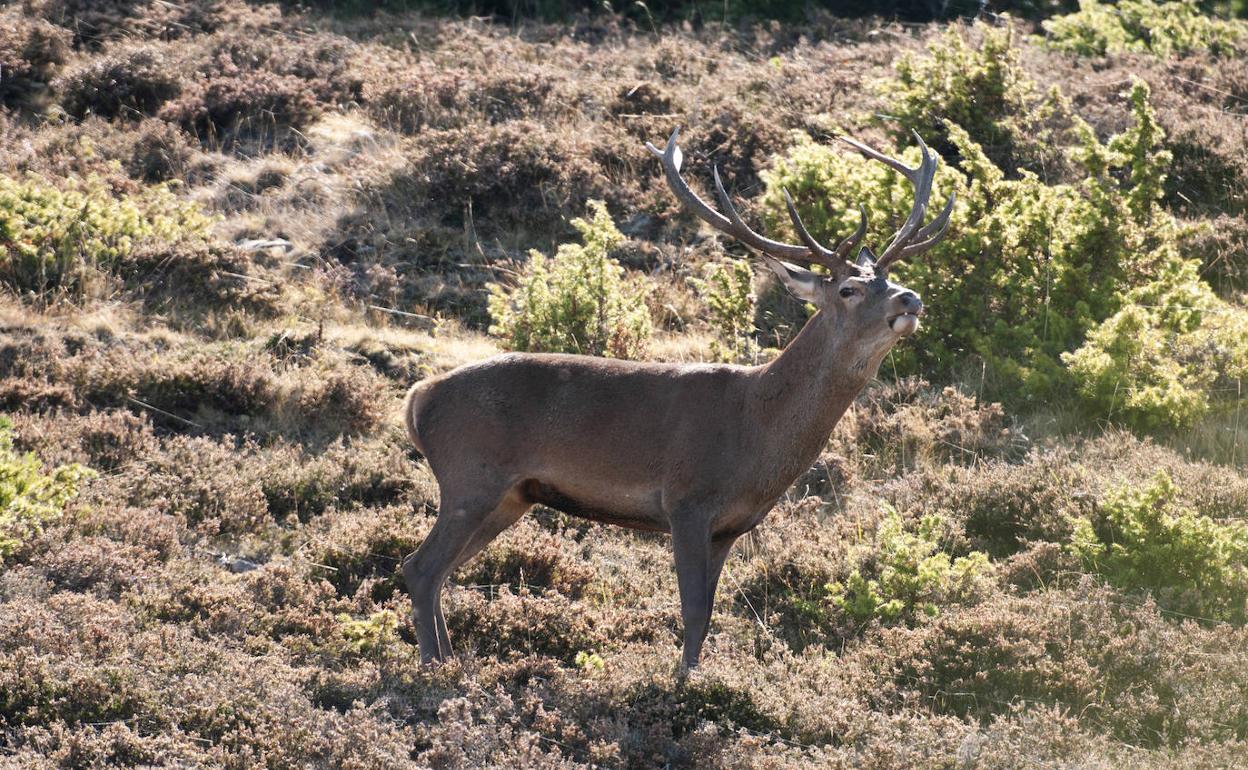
[898,292,922,313]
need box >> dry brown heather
[2,0,1248,767]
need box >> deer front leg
[671,518,714,670]
[701,535,737,648]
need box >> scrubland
[3,0,1248,767]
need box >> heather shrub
[307,505,430,599]
[488,200,652,358]
[688,258,759,363]
[367,65,556,133]
[122,119,198,183]
[763,80,1185,400]
[123,434,271,536]
[445,586,608,661]
[1071,472,1248,623]
[257,439,420,522]
[458,516,598,599]
[57,46,181,120]
[404,119,603,233]
[1043,0,1246,58]
[829,507,994,625]
[0,14,71,106]
[886,448,1091,558]
[159,34,360,143]
[0,418,95,563]
[8,410,156,472]
[1064,262,1248,430]
[118,241,285,326]
[0,172,212,298]
[161,69,319,142]
[833,378,1020,474]
[882,583,1248,747]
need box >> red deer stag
[402,128,954,669]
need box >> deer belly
[520,478,668,533]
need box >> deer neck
[748,309,883,481]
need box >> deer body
[403,129,953,668]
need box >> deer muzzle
[888,292,923,336]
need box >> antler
[838,131,955,277]
[645,128,852,272]
[647,127,954,278]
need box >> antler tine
[647,128,735,234]
[781,189,842,269]
[834,204,868,260]
[646,128,832,267]
[839,131,949,275]
[898,191,956,259]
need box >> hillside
[2,0,1248,767]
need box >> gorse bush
[688,258,759,363]
[1071,472,1248,623]
[0,173,212,297]
[488,200,652,358]
[0,418,95,563]
[1043,0,1246,58]
[763,73,1188,402]
[829,507,994,625]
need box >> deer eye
[839,286,857,298]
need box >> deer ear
[762,257,822,304]
[856,246,877,269]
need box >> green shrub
[488,200,652,359]
[1070,472,1248,623]
[888,23,1035,161]
[0,417,95,562]
[688,257,759,363]
[0,173,212,297]
[1043,0,1246,58]
[829,507,994,625]
[762,80,1184,400]
[336,609,399,657]
[1063,261,1248,430]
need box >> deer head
[646,128,953,363]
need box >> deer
[401,127,954,669]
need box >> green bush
[1043,0,1246,58]
[762,79,1185,400]
[0,417,95,562]
[1063,262,1248,430]
[0,173,212,297]
[829,507,994,625]
[1071,472,1248,623]
[688,257,760,363]
[888,23,1036,161]
[488,200,652,359]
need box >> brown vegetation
[2,0,1248,766]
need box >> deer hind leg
[403,487,529,663]
[403,489,504,663]
[430,493,531,656]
